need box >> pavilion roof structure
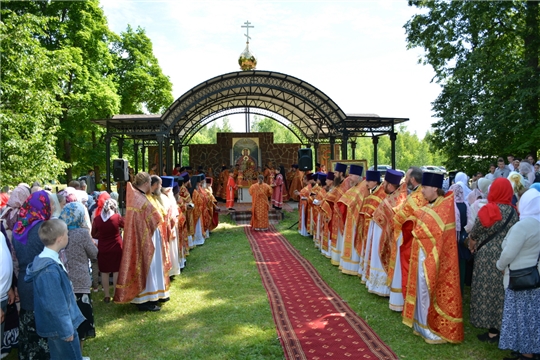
[341,114,409,138]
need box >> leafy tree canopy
[405,0,540,174]
[0,0,173,186]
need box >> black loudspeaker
[113,159,129,181]
[298,148,313,171]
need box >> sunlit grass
[6,207,515,360]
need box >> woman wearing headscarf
[91,198,124,303]
[455,172,472,198]
[58,186,78,204]
[465,178,492,234]
[519,161,536,185]
[0,183,31,232]
[467,178,518,343]
[59,202,98,355]
[508,171,528,205]
[12,190,55,359]
[93,192,110,221]
[496,189,540,360]
[89,192,110,291]
[449,182,472,293]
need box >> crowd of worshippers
[294,160,540,359]
[0,170,219,359]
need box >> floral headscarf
[12,190,52,244]
[455,172,472,197]
[101,198,118,222]
[59,187,78,203]
[450,182,472,233]
[0,183,31,230]
[60,202,89,230]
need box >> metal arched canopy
[162,70,347,144]
[185,107,307,145]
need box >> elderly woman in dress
[496,189,540,360]
[91,198,124,303]
[60,201,98,355]
[467,178,518,343]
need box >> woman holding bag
[496,188,540,360]
[467,177,518,343]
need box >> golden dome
[238,44,257,71]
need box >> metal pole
[341,132,348,160]
[372,136,379,169]
[157,134,164,176]
[105,135,111,192]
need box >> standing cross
[241,20,254,43]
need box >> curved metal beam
[162,70,347,141]
[182,107,306,145]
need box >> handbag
[508,253,540,291]
[475,209,516,252]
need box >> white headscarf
[518,188,540,223]
[455,172,472,197]
[450,182,472,234]
[101,198,118,222]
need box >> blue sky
[101,1,440,136]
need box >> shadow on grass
[86,216,284,360]
[275,211,512,360]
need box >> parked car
[368,164,392,175]
[421,165,447,175]
[367,165,406,179]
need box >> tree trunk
[525,1,540,157]
[92,131,101,185]
[64,138,72,183]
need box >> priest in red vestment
[296,174,311,236]
[389,167,426,311]
[226,172,237,210]
[364,169,407,296]
[402,172,464,344]
[288,165,304,201]
[271,167,284,210]
[114,172,169,311]
[337,165,368,275]
[330,163,353,265]
[249,175,273,231]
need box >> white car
[421,166,446,175]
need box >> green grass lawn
[6,208,512,360]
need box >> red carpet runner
[245,226,398,360]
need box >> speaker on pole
[298,148,313,171]
[113,159,129,182]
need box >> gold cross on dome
[241,20,254,43]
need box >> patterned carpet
[245,225,398,360]
[218,201,296,225]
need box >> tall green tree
[405,0,540,174]
[250,116,306,143]
[351,127,446,171]
[111,25,173,114]
[0,10,68,185]
[4,0,121,181]
[2,1,174,184]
